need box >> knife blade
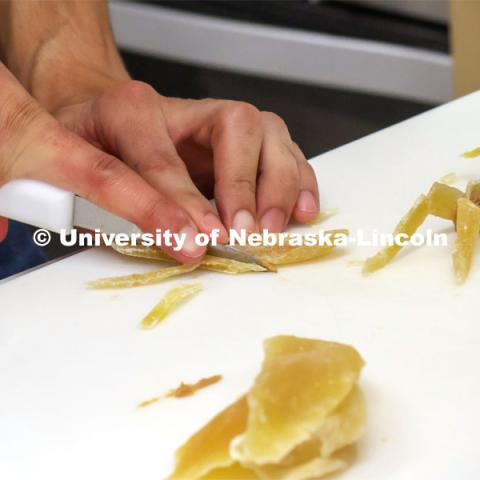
[207,244,276,272]
[73,196,274,271]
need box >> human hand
[0,65,206,262]
[1,0,319,249]
[53,80,320,234]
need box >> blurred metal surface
[356,0,449,23]
[109,1,452,103]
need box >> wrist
[0,0,130,113]
[32,55,130,114]
[27,34,130,113]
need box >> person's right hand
[53,81,319,235]
[0,64,208,262]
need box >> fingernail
[232,209,257,233]
[260,208,285,232]
[202,212,229,243]
[179,226,205,258]
[296,190,317,213]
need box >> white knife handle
[0,180,74,233]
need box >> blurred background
[116,0,450,157]
[1,0,456,279]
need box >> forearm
[0,0,129,112]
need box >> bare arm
[0,0,129,112]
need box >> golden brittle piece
[87,263,199,289]
[438,172,457,186]
[138,375,222,408]
[242,387,365,480]
[172,397,249,480]
[240,231,348,266]
[362,178,480,281]
[112,244,266,274]
[462,146,480,158]
[363,195,429,273]
[427,182,463,221]
[465,181,480,208]
[113,231,347,271]
[112,243,172,261]
[170,336,366,480]
[236,336,365,465]
[200,256,267,274]
[453,198,480,283]
[141,283,202,328]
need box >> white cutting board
[2,92,480,480]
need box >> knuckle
[292,140,302,152]
[0,97,48,181]
[278,139,296,158]
[91,153,119,174]
[218,174,256,196]
[178,188,207,208]
[109,80,157,104]
[0,96,43,134]
[141,196,167,225]
[285,163,301,186]
[86,152,124,189]
[292,141,307,161]
[301,159,316,177]
[0,97,44,169]
[220,101,261,126]
[123,80,156,100]
[283,173,300,194]
[140,195,187,231]
[261,111,288,132]
[270,168,299,194]
[233,175,256,194]
[167,188,207,216]
[130,150,182,175]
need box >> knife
[0,179,273,271]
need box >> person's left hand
[0,216,8,242]
[53,80,320,234]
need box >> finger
[256,112,300,232]
[19,124,206,263]
[176,141,214,197]
[95,82,228,243]
[211,101,263,232]
[290,142,320,223]
[161,97,263,232]
[0,216,8,242]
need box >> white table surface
[2,92,480,480]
